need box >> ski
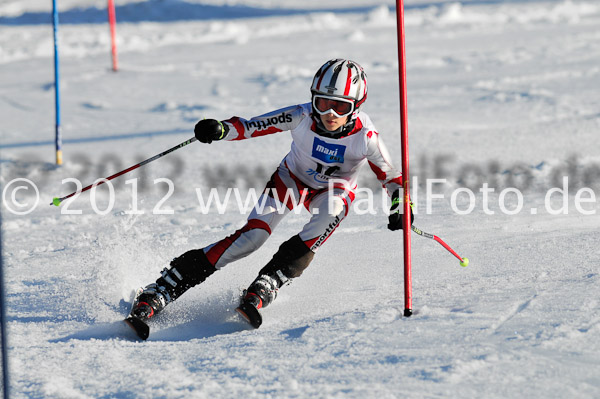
[123,287,263,337]
[235,301,262,329]
[124,316,150,340]
[123,288,151,340]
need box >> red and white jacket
[222,103,402,196]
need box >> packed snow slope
[1,0,599,398]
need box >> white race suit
[202,103,403,269]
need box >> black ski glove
[194,119,229,144]
[387,189,414,231]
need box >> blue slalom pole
[52,0,63,166]
[0,216,9,398]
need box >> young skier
[129,59,413,328]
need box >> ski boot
[130,284,171,320]
[125,284,170,340]
[131,249,216,321]
[125,249,215,340]
[237,271,288,328]
[236,235,314,328]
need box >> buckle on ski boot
[131,285,170,320]
[131,301,154,319]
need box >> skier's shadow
[50,300,253,343]
[49,321,139,342]
[149,318,252,342]
[50,318,251,343]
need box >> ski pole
[50,137,197,206]
[411,225,469,267]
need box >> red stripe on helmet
[343,64,353,96]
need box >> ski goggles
[312,95,355,118]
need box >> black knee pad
[156,249,216,300]
[259,235,315,279]
[169,249,215,286]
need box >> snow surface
[1,0,599,397]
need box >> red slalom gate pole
[107,0,118,71]
[396,0,413,317]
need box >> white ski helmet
[310,59,368,124]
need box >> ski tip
[235,304,262,329]
[51,197,62,206]
[124,316,150,340]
